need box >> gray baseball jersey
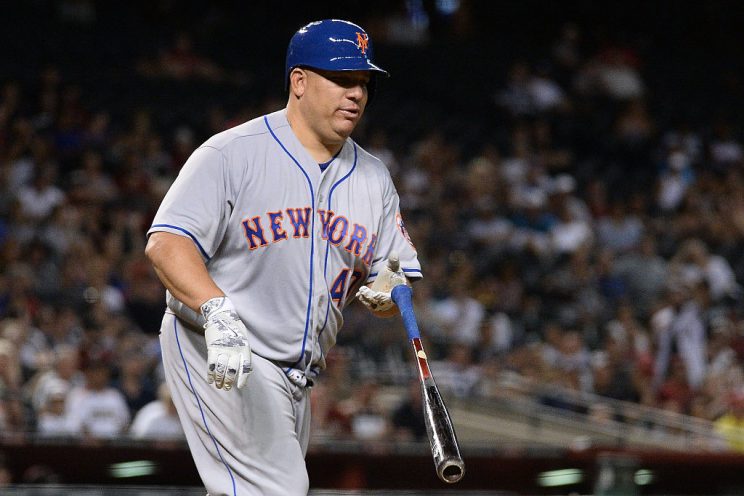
[149,109,421,494]
[149,109,421,375]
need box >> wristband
[200,296,236,320]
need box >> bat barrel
[423,382,466,484]
[436,455,465,484]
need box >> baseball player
[145,19,421,496]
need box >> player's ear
[289,68,307,98]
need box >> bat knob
[437,456,465,484]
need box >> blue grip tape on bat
[391,284,420,340]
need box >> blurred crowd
[2,1,744,458]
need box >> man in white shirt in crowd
[129,381,184,441]
[65,360,130,439]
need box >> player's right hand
[201,296,253,391]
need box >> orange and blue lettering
[330,268,350,305]
[242,216,267,250]
[328,216,349,245]
[344,223,367,256]
[286,207,311,238]
[267,211,287,242]
[356,32,369,54]
[317,209,334,240]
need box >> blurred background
[2,1,744,494]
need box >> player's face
[304,69,370,141]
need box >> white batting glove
[201,296,252,391]
[356,253,407,313]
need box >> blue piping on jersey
[264,116,315,372]
[174,319,237,496]
[322,143,358,278]
[317,143,359,361]
[150,224,211,261]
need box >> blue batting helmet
[285,19,389,90]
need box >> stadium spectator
[129,382,184,441]
[475,259,524,316]
[497,61,537,117]
[591,343,641,403]
[19,304,82,376]
[137,32,226,83]
[549,196,593,255]
[431,344,481,399]
[595,201,644,254]
[0,339,21,397]
[668,238,740,303]
[113,350,157,417]
[576,45,645,101]
[0,392,28,437]
[27,239,60,301]
[708,119,743,174]
[656,146,696,213]
[27,344,82,414]
[35,378,73,438]
[366,129,399,176]
[547,173,591,222]
[430,262,486,347]
[554,329,593,393]
[67,150,118,206]
[391,379,427,441]
[15,165,65,222]
[550,22,583,86]
[477,310,517,360]
[64,360,130,439]
[336,381,391,442]
[613,236,668,317]
[309,380,345,440]
[651,282,708,397]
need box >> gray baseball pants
[159,312,312,496]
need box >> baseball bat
[391,284,465,484]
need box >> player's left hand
[356,253,407,313]
[201,296,253,391]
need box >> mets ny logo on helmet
[356,32,369,54]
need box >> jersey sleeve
[147,145,231,260]
[367,173,422,283]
